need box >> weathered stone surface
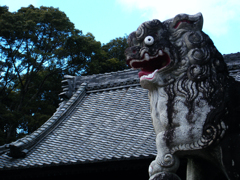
[126,12,240,179]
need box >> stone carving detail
[125,13,240,180]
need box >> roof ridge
[61,68,135,81]
[60,68,140,98]
[8,83,88,158]
[223,52,240,56]
[77,68,134,78]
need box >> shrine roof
[0,73,156,170]
[0,52,239,170]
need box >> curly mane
[125,12,240,180]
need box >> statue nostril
[132,50,137,54]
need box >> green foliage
[85,36,129,75]
[0,5,75,144]
[57,32,102,75]
[0,5,128,145]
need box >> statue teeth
[158,50,163,56]
[144,53,150,60]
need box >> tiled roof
[0,84,156,170]
[0,52,239,170]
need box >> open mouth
[173,19,194,29]
[127,49,171,81]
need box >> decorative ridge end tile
[59,69,140,98]
[8,83,88,159]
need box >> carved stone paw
[149,154,180,177]
[149,172,181,180]
[149,159,164,177]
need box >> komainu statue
[125,13,240,180]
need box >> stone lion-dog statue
[125,13,240,180]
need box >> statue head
[125,13,228,92]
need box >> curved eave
[7,83,88,158]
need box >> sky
[0,0,239,55]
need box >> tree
[0,5,86,144]
[84,36,129,75]
[0,5,129,145]
[57,32,102,75]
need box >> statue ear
[169,13,203,31]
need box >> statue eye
[144,36,154,46]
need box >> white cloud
[1,0,39,12]
[117,0,240,36]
